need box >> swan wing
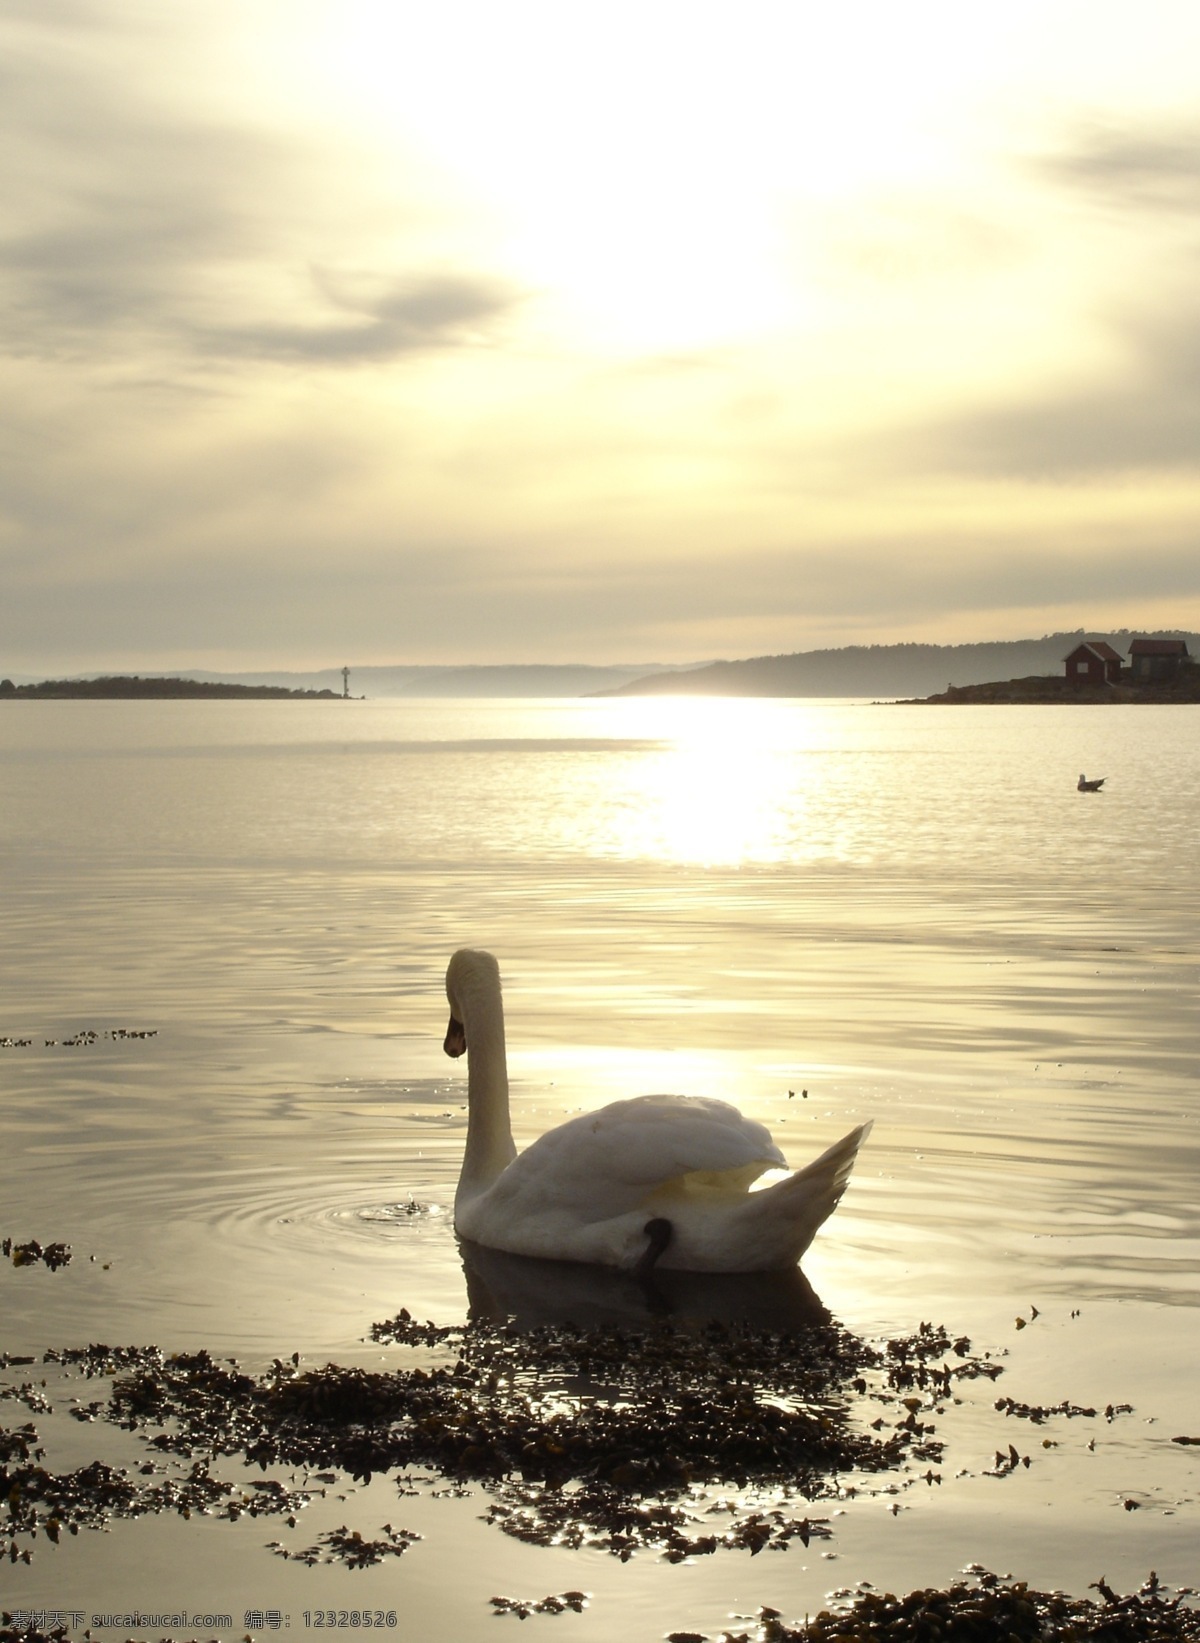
[653,1120,874,1272]
[490,1093,785,1220]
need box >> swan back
[492,1093,784,1222]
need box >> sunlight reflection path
[596,695,834,866]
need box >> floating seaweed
[994,1394,1135,1424]
[0,1417,311,1566]
[0,1308,997,1568]
[485,1485,833,1562]
[0,1383,51,1415]
[490,1592,589,1618]
[747,1568,1200,1642]
[3,1573,1197,1643]
[2,1304,1180,1607]
[6,1310,1005,1566]
[268,1523,420,1568]
[95,1313,982,1503]
[0,1028,157,1051]
[2,1240,71,1271]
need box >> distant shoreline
[896,673,1200,704]
[0,676,346,700]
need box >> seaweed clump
[267,1522,420,1568]
[0,1413,309,1565]
[99,1314,975,1493]
[3,1239,71,1271]
[740,1569,1200,1642]
[4,1574,1199,1643]
[490,1592,589,1618]
[76,1313,997,1561]
[485,1488,834,1563]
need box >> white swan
[443,949,871,1274]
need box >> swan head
[444,948,501,1058]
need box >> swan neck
[459,1005,515,1196]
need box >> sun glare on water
[602,696,834,866]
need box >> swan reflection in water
[459,1237,832,1333]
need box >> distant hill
[40,663,692,698]
[598,631,1200,699]
[9,634,1200,700]
[352,663,701,697]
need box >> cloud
[586,533,1200,637]
[921,298,1200,476]
[7,467,1196,670]
[820,195,1027,287]
[0,0,105,27]
[3,8,1199,673]
[882,116,1200,480]
[0,21,268,350]
[1036,117,1200,213]
[193,269,523,364]
[0,6,520,368]
[905,360,1200,479]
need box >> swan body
[443,949,871,1274]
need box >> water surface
[2,697,1198,1636]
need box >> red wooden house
[1128,637,1190,682]
[1063,641,1123,686]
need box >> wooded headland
[0,676,342,700]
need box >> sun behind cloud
[3,0,1200,671]
[278,0,1012,354]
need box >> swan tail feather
[788,1119,872,1197]
[742,1121,872,1267]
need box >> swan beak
[443,1014,467,1058]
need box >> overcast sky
[4,0,1200,674]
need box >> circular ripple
[6,1118,466,1355]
